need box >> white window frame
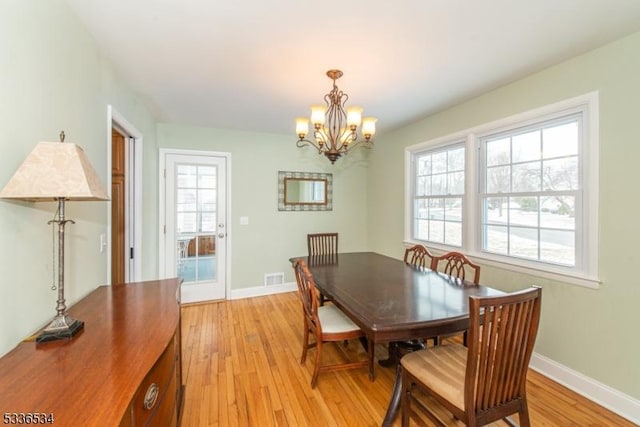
[410,141,466,247]
[405,92,599,288]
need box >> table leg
[378,341,398,367]
[368,338,375,381]
[359,336,376,381]
[382,363,403,427]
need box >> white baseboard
[530,353,640,425]
[229,281,297,300]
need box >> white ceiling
[65,0,640,136]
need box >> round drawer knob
[143,383,160,410]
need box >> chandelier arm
[334,140,348,153]
[344,138,374,153]
[334,129,356,153]
[313,128,328,144]
[296,138,324,153]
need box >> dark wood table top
[294,252,504,343]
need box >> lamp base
[36,314,84,344]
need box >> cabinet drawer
[148,363,178,427]
[132,337,177,425]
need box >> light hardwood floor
[180,292,633,426]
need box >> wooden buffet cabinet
[0,278,184,426]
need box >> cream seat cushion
[318,305,361,334]
[400,343,468,411]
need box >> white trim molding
[530,352,640,425]
[107,105,144,283]
[229,282,297,300]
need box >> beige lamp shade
[0,141,109,201]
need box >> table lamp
[0,131,109,343]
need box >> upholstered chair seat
[318,305,361,334]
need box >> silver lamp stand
[36,198,84,343]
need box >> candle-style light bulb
[295,117,309,139]
[362,117,377,139]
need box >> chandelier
[295,69,377,164]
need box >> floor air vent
[264,272,285,286]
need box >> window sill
[466,252,601,289]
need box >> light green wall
[0,1,158,356]
[157,123,370,289]
[367,32,640,399]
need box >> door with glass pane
[163,152,227,303]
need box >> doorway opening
[107,105,143,284]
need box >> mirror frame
[278,171,333,211]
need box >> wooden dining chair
[430,251,481,285]
[307,232,338,258]
[403,244,433,269]
[430,251,481,345]
[292,259,372,388]
[401,286,542,427]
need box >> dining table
[291,251,504,426]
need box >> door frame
[107,105,143,283]
[158,148,232,300]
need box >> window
[412,143,465,246]
[175,163,217,283]
[406,93,599,287]
[480,114,579,266]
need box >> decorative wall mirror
[278,171,333,211]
